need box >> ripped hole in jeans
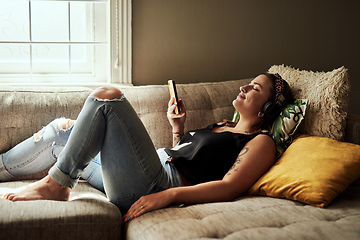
[33,118,75,142]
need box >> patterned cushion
[270,99,307,158]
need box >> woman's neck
[233,118,262,134]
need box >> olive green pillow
[270,99,307,158]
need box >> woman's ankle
[42,175,71,200]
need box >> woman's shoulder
[242,133,276,160]
[250,132,276,148]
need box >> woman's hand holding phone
[167,80,186,133]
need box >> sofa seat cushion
[125,187,360,240]
[0,180,122,240]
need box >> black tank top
[165,123,266,185]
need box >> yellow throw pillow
[248,135,360,207]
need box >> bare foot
[0,175,70,202]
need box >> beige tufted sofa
[1,75,360,239]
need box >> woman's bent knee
[34,118,74,142]
[91,86,122,100]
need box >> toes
[2,193,18,201]
[3,193,13,200]
[11,196,20,201]
[8,194,16,201]
[2,193,10,199]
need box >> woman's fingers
[167,101,185,119]
[125,198,149,222]
[168,97,175,108]
[167,102,177,114]
[125,191,172,222]
[167,113,185,119]
[167,99,186,116]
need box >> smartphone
[168,80,180,114]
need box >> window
[0,0,131,85]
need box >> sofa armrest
[345,113,360,145]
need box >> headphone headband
[262,73,291,119]
[274,73,285,103]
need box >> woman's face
[233,74,274,117]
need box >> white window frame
[111,0,132,85]
[0,0,132,86]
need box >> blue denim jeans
[0,118,105,191]
[0,94,184,213]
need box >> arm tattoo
[173,133,183,141]
[226,147,249,176]
[173,133,184,147]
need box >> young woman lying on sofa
[0,73,293,222]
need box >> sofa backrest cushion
[0,80,250,153]
[0,87,91,153]
[121,79,250,149]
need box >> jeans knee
[91,86,123,101]
[33,118,75,142]
[57,118,75,131]
[34,129,43,142]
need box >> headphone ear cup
[262,101,275,118]
[263,100,282,119]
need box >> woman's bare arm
[167,97,186,147]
